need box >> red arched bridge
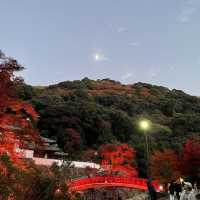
[68,176,163,193]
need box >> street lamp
[139,119,151,176]
[140,120,150,131]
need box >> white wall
[32,157,100,169]
[19,148,100,169]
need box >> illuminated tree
[99,143,138,177]
[181,139,200,178]
[0,51,41,168]
[150,149,181,185]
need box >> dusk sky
[1,0,200,95]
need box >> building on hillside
[33,136,68,159]
[18,136,100,169]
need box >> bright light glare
[93,52,106,62]
[159,185,164,191]
[140,120,150,130]
[94,53,100,61]
[180,178,184,183]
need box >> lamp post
[139,120,151,176]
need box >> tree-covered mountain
[17,78,200,176]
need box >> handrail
[68,176,163,192]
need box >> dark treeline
[17,78,200,176]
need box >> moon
[93,52,106,62]
[94,53,100,61]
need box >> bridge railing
[68,176,163,192]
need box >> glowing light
[159,185,164,191]
[180,178,184,183]
[139,120,150,131]
[93,52,107,62]
[54,188,61,197]
[94,53,100,61]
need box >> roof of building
[41,136,56,143]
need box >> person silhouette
[169,180,175,200]
[147,178,157,200]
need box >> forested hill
[17,78,200,172]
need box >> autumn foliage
[99,143,138,177]
[181,139,200,178]
[150,149,181,184]
[0,51,40,168]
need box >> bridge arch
[68,176,163,193]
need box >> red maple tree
[181,138,200,178]
[99,143,138,177]
[150,149,181,185]
[0,51,41,169]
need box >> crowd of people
[168,179,200,200]
[147,178,200,200]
